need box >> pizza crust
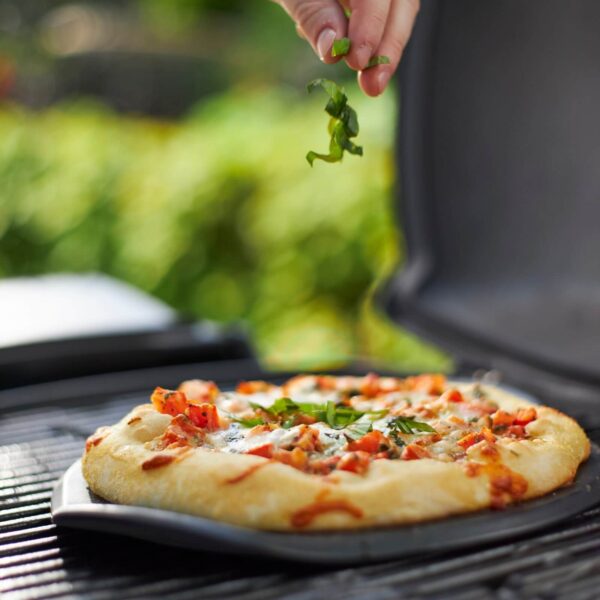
[82,383,590,531]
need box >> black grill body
[2,362,600,599]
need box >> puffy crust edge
[82,383,591,531]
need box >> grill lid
[386,0,600,385]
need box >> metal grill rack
[2,376,600,600]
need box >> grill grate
[1,391,600,599]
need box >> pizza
[82,373,590,531]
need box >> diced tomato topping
[151,387,188,416]
[337,451,371,474]
[374,451,390,460]
[405,374,446,395]
[458,427,496,449]
[288,425,322,453]
[308,455,341,475]
[155,414,204,449]
[481,442,500,458]
[186,403,220,430]
[514,408,537,426]
[441,389,464,403]
[281,375,314,395]
[465,402,498,418]
[347,430,390,454]
[360,373,381,397]
[236,380,273,395]
[457,432,482,449]
[247,423,277,437]
[245,443,274,458]
[414,406,436,419]
[449,415,467,427]
[481,427,496,443]
[492,407,536,431]
[178,379,220,404]
[507,424,526,437]
[273,447,308,471]
[492,410,515,428]
[316,376,337,390]
[401,444,431,460]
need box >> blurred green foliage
[0,85,449,371]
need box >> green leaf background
[0,85,449,372]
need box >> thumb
[276,0,348,63]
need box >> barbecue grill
[3,0,600,598]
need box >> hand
[275,0,420,97]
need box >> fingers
[276,0,348,63]
[346,0,392,71]
[276,0,420,96]
[358,0,420,96]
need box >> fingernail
[377,70,391,94]
[317,28,336,61]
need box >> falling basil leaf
[340,105,359,137]
[307,79,345,110]
[366,55,391,68]
[331,37,351,57]
[306,78,363,166]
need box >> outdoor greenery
[0,86,448,371]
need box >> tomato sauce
[291,499,363,528]
[225,461,270,484]
[141,454,176,470]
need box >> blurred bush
[0,82,448,372]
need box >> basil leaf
[335,124,363,156]
[252,396,384,431]
[269,397,298,415]
[340,106,359,137]
[306,78,363,166]
[230,415,265,428]
[326,401,337,427]
[295,402,327,422]
[325,97,347,119]
[326,403,365,429]
[388,416,436,435]
[366,55,391,68]
[389,430,406,447]
[331,37,351,57]
[306,146,343,167]
[249,397,297,416]
[307,79,345,109]
[344,418,373,441]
